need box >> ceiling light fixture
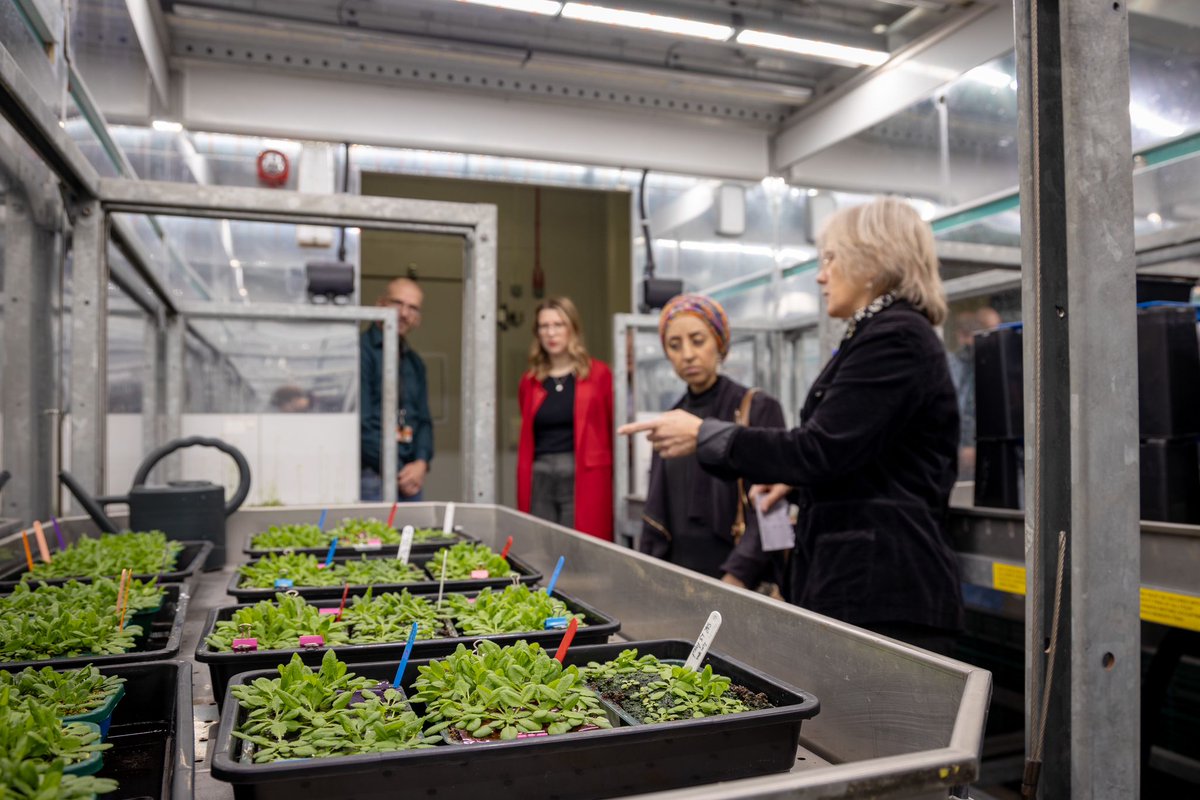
[151,119,183,132]
[736,30,889,67]
[453,0,563,15]
[561,3,734,42]
[1129,102,1185,138]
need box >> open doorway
[361,174,631,504]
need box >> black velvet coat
[639,376,786,586]
[697,301,963,631]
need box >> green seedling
[22,532,182,581]
[0,756,118,799]
[206,593,351,652]
[581,649,771,723]
[249,520,454,550]
[430,542,515,581]
[0,688,111,767]
[230,651,438,763]
[341,589,447,645]
[238,553,425,589]
[445,585,584,636]
[3,578,163,617]
[411,640,612,740]
[0,581,155,660]
[0,666,124,717]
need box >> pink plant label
[298,635,325,648]
[354,539,382,550]
[232,638,258,652]
[470,569,490,579]
[318,608,340,616]
[455,724,598,744]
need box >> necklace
[550,374,571,393]
[844,292,896,341]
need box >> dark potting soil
[588,670,771,723]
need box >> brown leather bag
[730,388,760,543]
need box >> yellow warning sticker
[992,562,1027,596]
[1140,588,1200,633]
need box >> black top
[662,382,729,578]
[534,374,575,456]
[696,300,963,632]
[638,375,787,586]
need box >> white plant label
[397,525,415,564]
[443,502,456,534]
[684,611,723,672]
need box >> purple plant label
[544,616,570,630]
[232,638,259,652]
[470,569,490,579]
[298,635,325,648]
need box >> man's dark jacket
[638,376,786,586]
[697,301,963,631]
[360,325,433,471]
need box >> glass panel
[62,87,123,178]
[105,279,148,493]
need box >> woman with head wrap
[637,294,786,587]
[622,198,962,653]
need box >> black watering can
[60,437,251,570]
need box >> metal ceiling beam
[771,4,1013,172]
[124,0,172,107]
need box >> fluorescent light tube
[151,119,183,132]
[736,30,888,67]
[562,3,733,41]
[454,0,563,15]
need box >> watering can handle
[132,436,252,517]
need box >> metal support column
[1,190,58,523]
[380,312,398,504]
[67,201,109,507]
[1015,1,1140,797]
[461,210,498,504]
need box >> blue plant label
[274,578,294,589]
[544,616,570,630]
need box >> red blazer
[517,358,614,541]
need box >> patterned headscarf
[658,294,731,357]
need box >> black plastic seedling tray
[195,587,621,706]
[243,529,476,559]
[95,660,195,800]
[0,540,212,591]
[209,639,820,800]
[226,551,542,602]
[0,583,189,670]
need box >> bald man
[360,277,433,501]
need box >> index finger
[617,420,658,436]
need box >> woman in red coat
[517,296,614,540]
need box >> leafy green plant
[0,666,124,717]
[341,590,448,645]
[581,649,770,723]
[206,594,351,652]
[0,581,154,661]
[0,688,111,768]
[446,585,583,636]
[0,755,118,800]
[411,640,611,740]
[430,543,515,581]
[250,520,454,551]
[230,651,438,763]
[237,553,425,589]
[249,525,327,550]
[22,532,182,581]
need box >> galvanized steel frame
[1015,1,1141,797]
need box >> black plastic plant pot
[195,587,620,707]
[0,584,189,670]
[226,552,542,602]
[243,529,477,559]
[209,639,820,800]
[0,540,213,591]
[93,660,195,800]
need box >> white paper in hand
[756,499,795,552]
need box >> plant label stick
[544,616,569,630]
[50,517,66,551]
[386,502,399,528]
[442,502,456,534]
[436,552,448,610]
[318,508,329,530]
[553,617,579,663]
[545,556,566,595]
[397,525,415,564]
[683,611,723,672]
[392,621,421,688]
[500,535,513,560]
[320,537,339,569]
[20,531,34,571]
[32,522,52,563]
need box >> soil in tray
[96,720,171,799]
